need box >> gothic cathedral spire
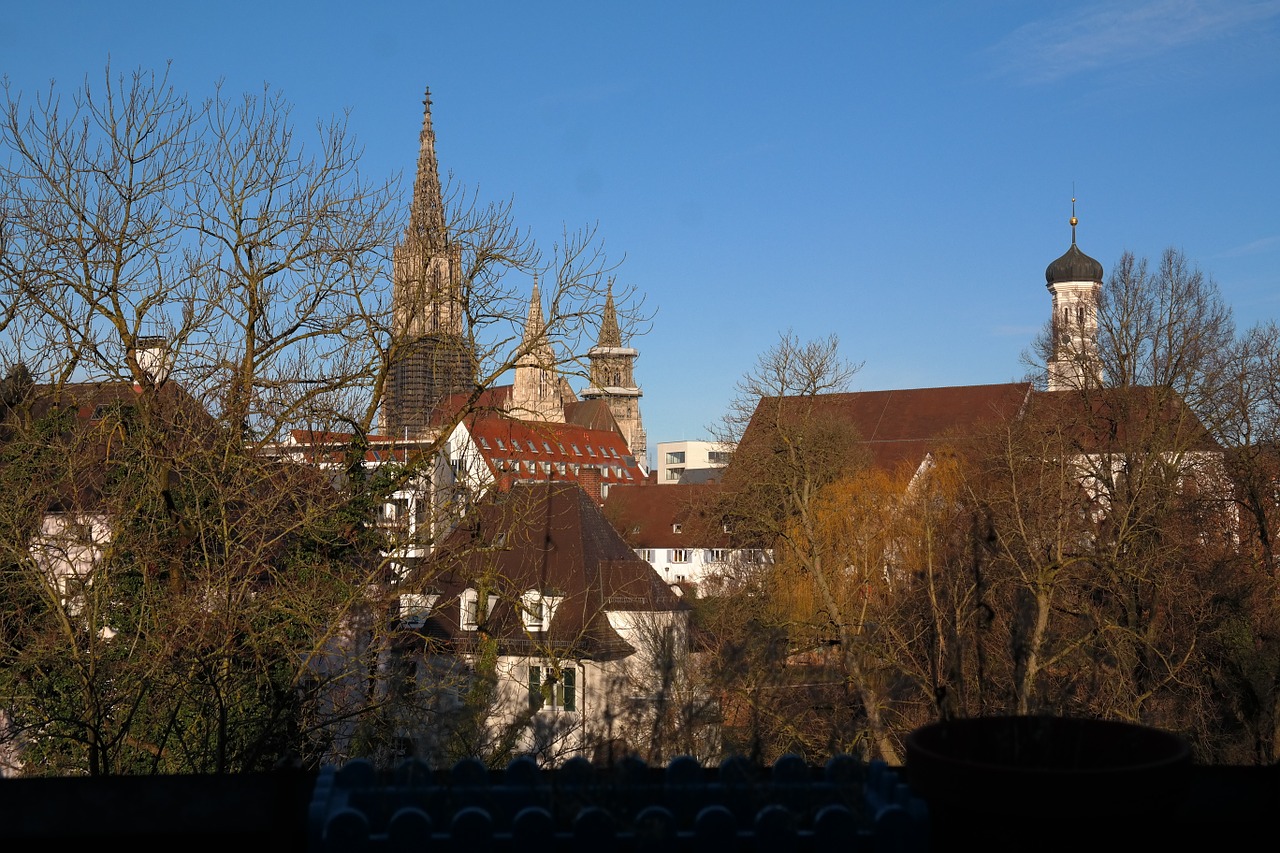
[383,88,476,438]
[581,282,647,464]
[510,279,567,423]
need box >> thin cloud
[1220,234,1280,257]
[986,0,1280,85]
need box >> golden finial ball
[1070,216,1078,227]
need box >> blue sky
[4,1,1278,451]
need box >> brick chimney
[578,466,602,504]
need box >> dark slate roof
[1046,242,1104,285]
[404,481,686,661]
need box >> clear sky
[4,1,1278,452]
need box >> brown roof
[602,483,729,549]
[742,382,1032,474]
[1026,387,1220,454]
[404,481,686,661]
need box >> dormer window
[520,590,561,633]
[461,588,498,631]
[398,593,438,629]
[672,523,683,534]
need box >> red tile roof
[463,413,645,489]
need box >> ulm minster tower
[384,89,474,439]
[382,89,647,465]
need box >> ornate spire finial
[409,86,446,248]
[597,279,622,348]
[1069,195,1078,245]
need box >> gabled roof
[1026,386,1220,454]
[742,382,1033,474]
[403,481,686,660]
[564,398,622,435]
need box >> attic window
[609,447,619,458]
[528,441,539,453]
[496,438,506,450]
[461,588,498,631]
[599,446,609,457]
[543,441,553,453]
[586,446,596,457]
[571,444,582,456]
[398,593,438,629]
[557,443,566,454]
[479,437,491,449]
[672,523,683,534]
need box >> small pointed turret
[581,281,646,466]
[511,277,566,423]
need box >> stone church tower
[1045,202,1104,392]
[510,280,570,423]
[383,88,476,438]
[581,285,646,462]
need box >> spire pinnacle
[409,87,447,248]
[1070,195,1078,246]
[524,277,546,339]
[597,280,621,348]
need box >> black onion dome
[1046,243,1104,285]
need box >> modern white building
[655,440,733,485]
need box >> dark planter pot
[904,716,1192,849]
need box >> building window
[708,451,731,465]
[709,549,729,563]
[666,467,684,481]
[556,462,567,475]
[528,440,539,453]
[478,436,491,449]
[461,588,498,631]
[666,451,686,465]
[572,444,582,456]
[672,523,683,534]
[636,549,655,562]
[586,446,596,457]
[670,549,691,563]
[529,664,576,712]
[398,593,438,629]
[520,590,560,632]
[543,441,554,453]
[609,447,619,458]
[496,438,506,450]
